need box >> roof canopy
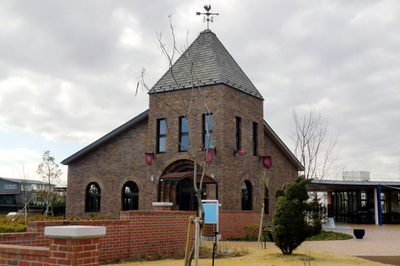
[160,172,216,184]
[308,179,400,192]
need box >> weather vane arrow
[196,5,219,30]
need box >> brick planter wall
[219,210,261,239]
[0,244,49,265]
[0,209,260,264]
[0,210,196,264]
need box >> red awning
[160,172,216,184]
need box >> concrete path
[299,223,400,256]
[220,223,400,265]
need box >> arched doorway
[158,160,218,211]
[121,181,139,211]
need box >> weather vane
[196,5,219,30]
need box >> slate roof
[150,29,264,100]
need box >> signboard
[202,200,219,231]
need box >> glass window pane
[159,119,166,134]
[204,133,213,148]
[159,136,166,152]
[181,117,189,133]
[205,115,213,130]
[180,135,189,151]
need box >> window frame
[179,116,189,152]
[242,180,253,210]
[85,182,101,213]
[203,114,213,149]
[156,118,167,153]
[235,116,241,151]
[253,122,258,156]
[122,181,139,211]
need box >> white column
[374,188,379,225]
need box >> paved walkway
[221,223,400,265]
[299,223,400,256]
[298,223,400,265]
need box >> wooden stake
[184,216,194,266]
[257,203,264,249]
[194,217,200,266]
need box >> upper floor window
[85,182,101,212]
[203,114,213,149]
[235,117,241,151]
[253,122,258,156]
[4,184,17,190]
[157,119,167,153]
[179,117,189,151]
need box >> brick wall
[0,244,49,266]
[219,210,261,239]
[0,209,269,264]
[66,116,149,219]
[0,210,196,264]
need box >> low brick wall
[0,210,196,264]
[219,210,261,239]
[0,209,258,264]
[0,244,49,265]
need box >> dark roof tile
[150,30,264,100]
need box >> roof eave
[61,110,149,165]
[263,120,304,171]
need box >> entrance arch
[158,159,218,211]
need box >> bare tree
[139,19,217,266]
[291,108,339,179]
[36,150,62,216]
[17,165,33,222]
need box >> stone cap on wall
[152,202,173,207]
[44,226,106,239]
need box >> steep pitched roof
[150,30,264,100]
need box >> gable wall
[263,131,299,222]
[66,117,149,218]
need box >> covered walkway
[308,180,400,225]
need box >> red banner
[206,149,214,162]
[262,156,272,169]
[145,153,153,165]
[237,150,247,156]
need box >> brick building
[62,29,303,221]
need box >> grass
[107,247,382,266]
[103,245,248,265]
[306,230,353,241]
[225,230,353,242]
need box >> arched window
[122,181,139,211]
[85,182,101,212]
[242,180,252,210]
[264,185,269,214]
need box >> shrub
[272,176,320,255]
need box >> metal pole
[378,184,382,226]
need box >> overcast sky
[1,0,399,184]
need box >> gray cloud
[0,0,399,180]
